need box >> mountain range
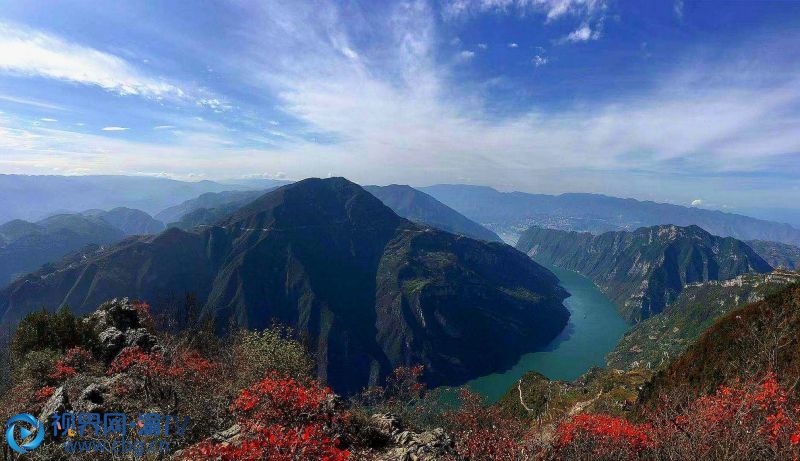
[0,208,165,286]
[421,184,800,246]
[516,225,773,322]
[0,178,569,394]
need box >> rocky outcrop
[85,298,158,360]
[368,413,455,461]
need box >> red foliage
[34,386,56,402]
[386,365,425,400]
[446,388,534,461]
[649,372,800,457]
[166,350,216,382]
[184,373,350,460]
[552,373,800,459]
[49,346,94,380]
[186,423,350,461]
[554,414,652,459]
[106,346,166,376]
[132,300,154,326]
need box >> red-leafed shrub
[445,388,535,461]
[106,346,165,376]
[49,346,95,381]
[554,414,652,460]
[648,372,800,459]
[184,373,350,460]
[167,350,216,382]
[34,385,55,403]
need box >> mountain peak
[224,177,403,232]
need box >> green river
[467,263,630,403]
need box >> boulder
[85,298,158,361]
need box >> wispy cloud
[0,22,188,101]
[442,0,607,22]
[0,94,66,111]
[674,0,684,21]
[153,125,175,130]
[101,126,129,131]
[507,42,519,48]
[40,118,58,122]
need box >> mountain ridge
[516,224,773,322]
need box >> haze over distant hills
[516,225,773,322]
[0,175,289,223]
[422,185,800,246]
[0,178,569,394]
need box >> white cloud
[153,125,175,130]
[477,43,488,49]
[691,199,703,207]
[532,55,548,66]
[508,42,519,48]
[101,126,129,131]
[197,98,232,112]
[563,24,601,42]
[458,50,476,60]
[40,118,58,122]
[0,22,188,101]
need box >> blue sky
[0,0,799,220]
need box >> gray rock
[38,386,69,423]
[369,414,454,461]
[98,326,126,360]
[86,298,158,361]
[124,328,158,350]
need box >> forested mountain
[516,225,772,322]
[422,185,800,246]
[607,270,800,370]
[364,185,501,242]
[0,178,569,394]
[642,282,800,402]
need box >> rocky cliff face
[0,178,569,395]
[516,224,772,322]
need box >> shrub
[231,326,313,387]
[554,414,652,460]
[49,346,97,381]
[10,307,97,372]
[16,349,63,385]
[445,388,535,461]
[184,373,350,460]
